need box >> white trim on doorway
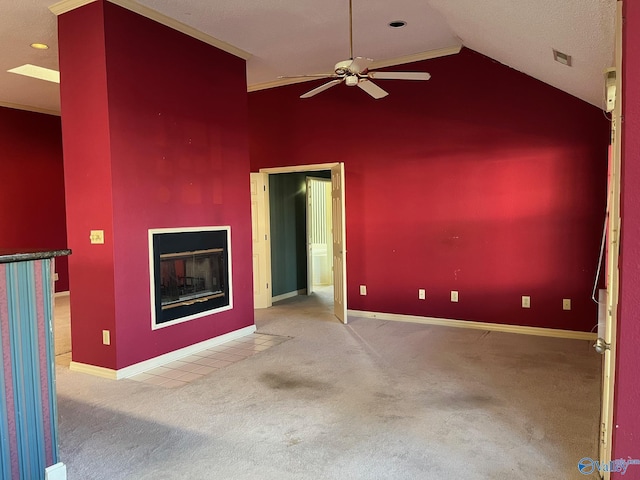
[260,163,339,174]
[256,162,347,322]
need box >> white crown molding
[247,44,462,93]
[247,76,323,93]
[49,0,95,16]
[49,0,252,61]
[347,309,597,341]
[0,101,60,116]
[369,45,462,70]
[110,0,251,60]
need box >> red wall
[250,48,609,331]
[58,1,253,370]
[612,0,640,473]
[0,107,69,292]
[58,1,117,369]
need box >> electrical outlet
[451,290,459,302]
[418,289,426,300]
[102,330,111,345]
[360,285,367,296]
[563,299,571,311]
[522,296,531,309]
[53,272,59,281]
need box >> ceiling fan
[280,0,431,99]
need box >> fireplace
[149,227,232,329]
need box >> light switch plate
[563,299,571,310]
[418,289,426,300]
[522,296,531,308]
[90,230,105,244]
[102,330,111,345]
[360,285,367,296]
[451,290,459,302]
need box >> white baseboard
[45,462,67,480]
[54,291,70,298]
[272,288,307,303]
[69,325,257,380]
[347,310,597,341]
[69,362,116,379]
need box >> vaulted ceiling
[0,0,616,115]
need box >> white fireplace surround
[148,226,233,330]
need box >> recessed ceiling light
[553,49,572,67]
[30,43,49,50]
[389,20,407,28]
[7,64,60,84]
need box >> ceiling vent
[553,49,572,67]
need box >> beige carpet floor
[54,288,601,479]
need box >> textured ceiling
[0,0,617,115]
[428,0,616,110]
[0,0,61,113]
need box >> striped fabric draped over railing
[0,258,58,480]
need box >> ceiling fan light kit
[345,75,359,86]
[283,0,431,99]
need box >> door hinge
[594,338,611,354]
[264,234,267,240]
[266,283,269,289]
[263,185,266,191]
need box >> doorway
[306,176,333,295]
[251,162,347,323]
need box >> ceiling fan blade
[349,56,373,74]
[278,74,336,79]
[357,79,388,99]
[300,79,343,98]
[368,71,431,81]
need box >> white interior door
[599,5,622,474]
[306,177,315,295]
[331,163,347,323]
[307,177,333,292]
[250,172,271,309]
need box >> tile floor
[54,295,289,388]
[126,333,289,388]
[54,329,288,389]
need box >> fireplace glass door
[160,249,224,310]
[150,227,231,328]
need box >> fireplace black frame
[149,227,232,329]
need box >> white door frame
[306,176,315,296]
[598,3,622,476]
[258,162,347,322]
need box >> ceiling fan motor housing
[334,60,352,76]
